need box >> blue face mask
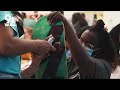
[66,50,71,60]
[84,46,94,56]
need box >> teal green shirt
[0,11,21,77]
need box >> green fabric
[32,16,68,79]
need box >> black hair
[72,12,88,38]
[72,12,88,26]
[109,24,120,56]
[95,19,105,29]
[88,19,119,70]
[11,11,23,20]
[11,11,24,37]
[81,13,85,18]
[74,24,90,39]
[60,11,64,14]
[21,12,26,19]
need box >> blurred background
[19,11,120,32]
[20,11,120,79]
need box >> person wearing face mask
[48,11,119,79]
[0,11,56,79]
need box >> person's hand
[31,52,48,65]
[33,39,56,56]
[47,11,65,26]
[44,34,53,41]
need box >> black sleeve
[94,58,112,79]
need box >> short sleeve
[0,11,18,36]
[94,58,112,79]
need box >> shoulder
[0,11,18,36]
[93,58,112,79]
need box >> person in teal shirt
[0,11,55,79]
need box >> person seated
[47,11,119,79]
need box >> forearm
[62,17,95,74]
[62,18,88,62]
[2,37,39,56]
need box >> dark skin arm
[20,53,46,79]
[0,23,55,57]
[0,22,56,78]
[48,11,95,75]
[20,36,53,79]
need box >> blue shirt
[0,11,21,77]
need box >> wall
[103,11,120,32]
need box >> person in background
[109,24,120,65]
[23,16,36,28]
[21,12,27,19]
[67,12,89,78]
[81,13,85,18]
[30,15,36,20]
[21,27,33,70]
[48,11,118,79]
[33,11,41,21]
[24,27,33,40]
[71,12,88,39]
[34,11,38,18]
